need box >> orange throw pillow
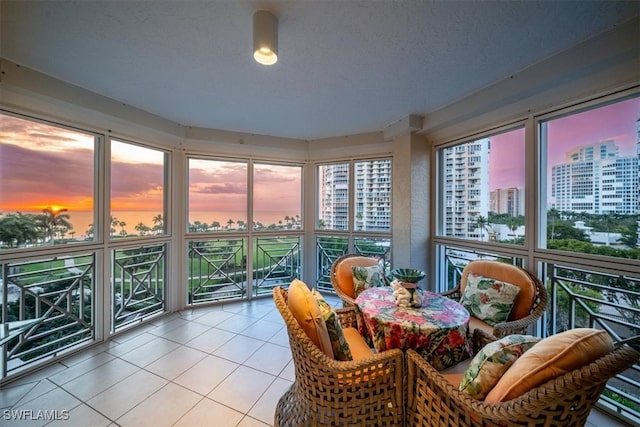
[287,279,334,358]
[485,328,613,402]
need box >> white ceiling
[1,1,638,140]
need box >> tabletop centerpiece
[390,268,425,308]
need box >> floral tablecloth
[355,286,471,370]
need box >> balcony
[0,293,629,427]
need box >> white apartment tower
[319,160,391,231]
[443,138,490,239]
[551,140,639,215]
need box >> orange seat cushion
[343,327,374,360]
[287,279,334,358]
[485,328,614,402]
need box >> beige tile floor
[0,294,629,426]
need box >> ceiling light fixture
[253,10,278,65]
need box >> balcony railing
[188,239,247,304]
[112,243,167,332]
[188,236,302,303]
[1,253,96,379]
[315,235,391,292]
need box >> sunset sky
[0,113,302,237]
[488,97,638,191]
[1,96,638,224]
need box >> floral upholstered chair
[441,260,547,344]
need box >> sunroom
[0,2,638,426]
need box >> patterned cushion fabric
[312,290,353,361]
[351,264,386,297]
[459,334,541,399]
[485,328,614,403]
[287,279,334,358]
[460,272,521,326]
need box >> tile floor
[0,294,630,427]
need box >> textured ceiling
[1,1,638,140]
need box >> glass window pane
[439,128,525,244]
[354,159,391,232]
[0,113,95,248]
[318,163,349,231]
[188,158,247,232]
[111,140,167,238]
[540,97,639,258]
[253,163,302,231]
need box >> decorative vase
[390,268,425,308]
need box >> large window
[187,158,248,232]
[539,96,639,259]
[111,139,168,237]
[186,158,304,303]
[315,158,392,291]
[438,127,526,245]
[317,159,392,232]
[0,113,97,247]
[317,162,349,231]
[253,162,302,231]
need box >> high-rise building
[490,187,525,216]
[354,160,391,231]
[551,140,639,215]
[442,138,490,240]
[319,160,391,231]
[319,163,349,230]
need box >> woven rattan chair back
[406,343,639,427]
[272,286,405,426]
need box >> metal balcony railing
[1,253,96,379]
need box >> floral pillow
[312,290,353,361]
[460,272,521,326]
[351,265,385,297]
[459,334,541,399]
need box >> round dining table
[355,286,471,370]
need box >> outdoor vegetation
[483,209,640,258]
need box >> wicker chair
[441,260,547,340]
[330,253,388,307]
[406,336,640,427]
[272,286,405,426]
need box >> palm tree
[38,207,72,244]
[226,218,235,230]
[506,217,519,243]
[110,216,118,236]
[211,221,221,231]
[474,215,490,241]
[135,222,150,235]
[152,214,164,234]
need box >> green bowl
[390,268,426,283]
